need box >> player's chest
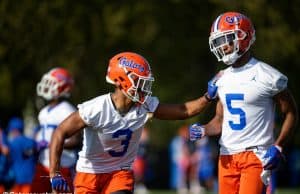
[100,112,147,134]
[218,72,269,104]
[39,107,67,124]
[98,117,143,148]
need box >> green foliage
[0,0,299,147]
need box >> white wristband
[201,127,206,138]
[275,145,282,152]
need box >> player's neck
[232,51,252,68]
[48,99,62,107]
[111,91,135,116]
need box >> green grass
[148,188,300,194]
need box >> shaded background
[0,0,299,190]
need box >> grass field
[147,188,300,194]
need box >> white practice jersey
[216,58,287,155]
[76,93,159,173]
[36,101,77,167]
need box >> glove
[206,81,218,100]
[189,123,205,141]
[262,145,284,170]
[37,140,48,151]
[260,169,271,185]
[51,174,70,192]
[206,70,223,100]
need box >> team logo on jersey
[119,57,145,72]
[250,75,257,82]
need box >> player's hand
[189,123,205,141]
[206,71,223,100]
[50,174,70,193]
[262,145,284,170]
[260,169,271,185]
[37,140,48,151]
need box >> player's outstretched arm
[49,111,86,192]
[154,95,212,120]
[154,74,220,120]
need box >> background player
[169,125,203,194]
[31,67,82,193]
[132,127,150,194]
[189,11,298,194]
[0,121,13,192]
[49,51,219,194]
[7,116,37,193]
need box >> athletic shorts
[218,151,266,194]
[74,170,134,194]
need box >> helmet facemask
[125,71,154,104]
[209,29,247,65]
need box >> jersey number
[225,94,246,130]
[108,128,133,157]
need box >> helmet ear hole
[243,32,249,40]
[118,76,125,82]
[113,79,122,89]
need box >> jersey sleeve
[258,63,288,96]
[77,97,101,127]
[144,96,159,112]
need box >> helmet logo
[225,14,245,24]
[55,73,71,83]
[119,57,145,73]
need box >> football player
[48,51,218,194]
[0,122,11,193]
[189,11,298,194]
[7,117,37,193]
[31,67,82,193]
